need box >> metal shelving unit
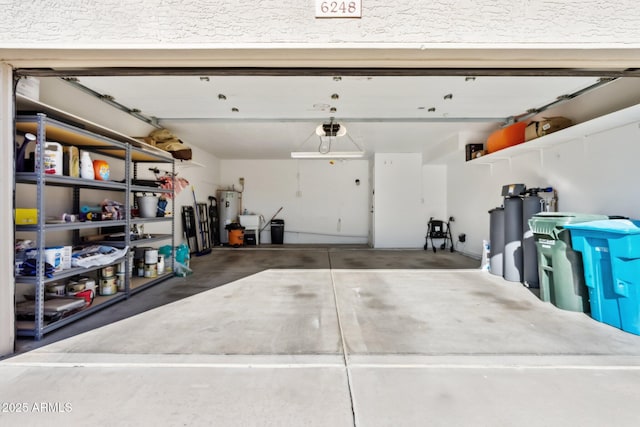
[14,111,174,340]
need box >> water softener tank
[218,190,240,244]
[502,184,525,282]
[488,207,505,276]
[522,191,545,288]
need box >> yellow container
[15,208,38,225]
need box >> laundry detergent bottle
[80,151,94,180]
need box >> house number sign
[315,0,362,18]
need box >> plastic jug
[80,151,94,180]
[16,133,36,173]
[44,142,63,175]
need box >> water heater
[218,190,240,244]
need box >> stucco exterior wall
[1,0,639,46]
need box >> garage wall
[1,64,15,356]
[220,159,370,244]
[422,165,447,223]
[219,157,448,247]
[447,120,640,258]
[2,1,639,45]
[373,153,424,248]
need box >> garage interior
[5,63,640,425]
[14,70,640,252]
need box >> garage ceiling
[64,74,604,159]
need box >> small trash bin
[270,219,284,244]
[244,230,257,246]
[565,219,640,335]
[528,212,607,312]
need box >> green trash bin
[528,212,607,312]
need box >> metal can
[100,265,115,278]
[99,276,117,295]
[136,258,145,277]
[144,263,157,278]
[116,272,126,292]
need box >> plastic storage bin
[271,219,284,244]
[564,219,640,335]
[528,212,607,312]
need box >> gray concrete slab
[333,270,640,356]
[6,263,640,426]
[21,269,342,356]
[13,247,476,353]
[0,365,353,427]
[350,365,640,427]
[330,249,479,269]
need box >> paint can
[136,258,145,277]
[117,253,134,278]
[116,272,126,291]
[144,249,159,265]
[66,281,85,294]
[144,263,157,278]
[100,265,115,278]
[117,260,127,274]
[45,282,66,296]
[99,276,117,295]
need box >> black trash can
[271,219,284,244]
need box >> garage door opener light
[291,118,364,159]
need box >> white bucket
[44,142,63,175]
[137,196,159,218]
[144,249,158,264]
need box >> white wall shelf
[469,103,640,165]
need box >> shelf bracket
[537,149,545,168]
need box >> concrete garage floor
[3,246,640,426]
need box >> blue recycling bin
[565,219,640,335]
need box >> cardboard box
[25,247,63,272]
[525,117,573,141]
[15,208,38,225]
[63,146,79,177]
[472,149,487,159]
[61,245,73,270]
